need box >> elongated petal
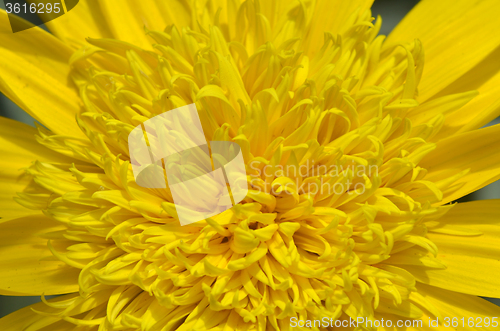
[420,124,500,204]
[430,47,500,140]
[122,0,191,31]
[403,200,500,298]
[35,0,200,48]
[303,0,374,56]
[0,117,74,221]
[0,11,85,138]
[417,283,500,329]
[96,0,165,49]
[0,214,80,295]
[386,0,500,102]
[378,285,500,331]
[41,0,114,48]
[0,294,74,331]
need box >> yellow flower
[1,0,500,330]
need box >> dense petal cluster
[2,0,500,330]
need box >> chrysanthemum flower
[2,0,500,330]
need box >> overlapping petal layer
[0,0,499,330]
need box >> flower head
[2,0,500,330]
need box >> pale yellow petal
[385,0,500,102]
[40,0,114,48]
[420,124,500,204]
[126,0,191,31]
[302,0,374,56]
[378,284,500,331]
[95,0,189,49]
[0,11,85,138]
[376,313,448,331]
[0,215,80,295]
[430,46,500,141]
[403,200,500,298]
[417,283,500,330]
[0,117,74,221]
[0,294,74,331]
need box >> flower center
[18,3,463,329]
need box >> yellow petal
[302,0,374,56]
[0,215,80,295]
[375,313,447,331]
[377,284,500,331]
[0,117,74,221]
[431,47,500,141]
[385,0,500,102]
[40,0,114,48]
[96,0,177,49]
[420,124,500,204]
[417,283,500,329]
[0,11,85,138]
[403,200,500,298]
[0,295,74,331]
[127,0,191,31]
